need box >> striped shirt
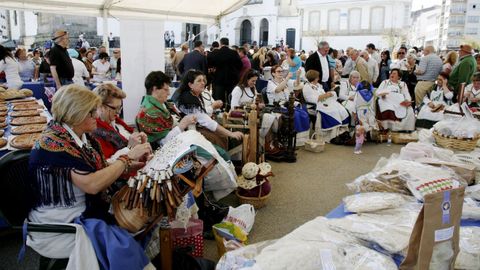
[416,54,443,81]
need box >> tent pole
[102,8,109,49]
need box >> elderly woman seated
[176,69,243,150]
[416,72,454,128]
[376,68,415,132]
[136,71,197,148]
[27,85,155,269]
[464,72,480,109]
[303,70,350,142]
[338,70,361,117]
[92,83,149,163]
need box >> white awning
[0,0,248,24]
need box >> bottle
[387,133,392,146]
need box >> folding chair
[0,150,75,270]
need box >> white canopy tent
[0,0,248,123]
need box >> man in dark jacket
[207,37,243,104]
[305,41,332,91]
[178,40,208,76]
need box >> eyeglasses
[397,52,405,55]
[104,103,122,113]
[53,31,68,40]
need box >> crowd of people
[0,31,121,91]
[7,27,480,269]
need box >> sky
[412,0,442,11]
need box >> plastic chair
[0,150,75,270]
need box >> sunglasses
[53,31,68,40]
[397,52,405,55]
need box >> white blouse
[338,80,357,101]
[302,82,323,104]
[230,86,256,108]
[266,79,292,105]
[0,57,23,89]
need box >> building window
[450,3,466,13]
[370,7,384,32]
[467,16,480,23]
[450,15,465,25]
[309,11,320,31]
[466,27,478,35]
[328,9,340,32]
[348,8,361,32]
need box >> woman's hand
[428,102,435,108]
[127,132,146,148]
[127,143,152,161]
[212,100,223,110]
[178,115,197,131]
[229,131,244,140]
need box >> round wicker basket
[111,186,149,233]
[432,130,480,151]
[235,185,271,209]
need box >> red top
[93,116,134,159]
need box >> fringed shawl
[29,121,111,221]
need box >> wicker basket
[371,129,389,143]
[453,154,480,185]
[391,132,418,144]
[433,131,480,151]
[235,185,271,209]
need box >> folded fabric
[378,92,407,119]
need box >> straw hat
[258,162,272,176]
[237,162,262,190]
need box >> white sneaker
[354,151,361,154]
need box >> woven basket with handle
[304,132,325,152]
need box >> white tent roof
[0,0,248,24]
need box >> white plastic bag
[223,204,256,234]
[343,192,406,213]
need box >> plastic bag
[462,198,480,220]
[466,184,480,200]
[223,204,256,234]
[328,204,421,255]
[455,226,480,270]
[343,192,406,213]
[255,240,348,270]
[213,222,248,244]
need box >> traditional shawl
[29,121,112,222]
[136,95,175,143]
[177,90,207,115]
[356,82,374,102]
[92,116,133,159]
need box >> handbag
[304,132,325,152]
